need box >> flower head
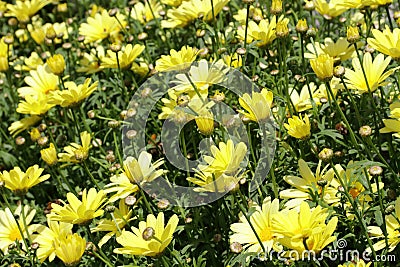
[79,10,126,43]
[8,115,41,136]
[284,114,311,140]
[344,53,399,93]
[58,131,91,163]
[368,26,400,60]
[46,54,65,75]
[238,88,274,122]
[40,143,58,166]
[155,46,198,72]
[17,64,59,98]
[0,205,38,253]
[101,44,145,70]
[49,78,98,108]
[230,198,283,253]
[55,233,86,266]
[114,212,179,256]
[5,0,52,22]
[124,151,167,185]
[0,165,50,195]
[48,187,107,225]
[310,53,334,81]
[91,199,135,247]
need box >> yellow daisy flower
[91,199,135,247]
[237,16,286,47]
[222,53,243,68]
[16,94,55,115]
[114,212,179,257]
[5,0,52,22]
[78,10,126,43]
[77,46,105,74]
[17,64,59,98]
[58,131,91,163]
[290,82,320,112]
[230,198,283,253]
[49,78,99,108]
[368,197,400,252]
[0,165,50,195]
[46,54,65,76]
[273,201,338,256]
[104,172,140,203]
[238,88,274,122]
[368,26,400,60]
[48,187,107,225]
[8,115,41,136]
[305,37,356,63]
[279,159,339,209]
[310,53,334,81]
[55,233,86,266]
[13,52,46,71]
[40,143,58,166]
[233,7,263,24]
[344,52,400,93]
[101,44,145,70]
[313,0,348,19]
[199,139,247,176]
[284,114,311,140]
[155,46,198,72]
[34,219,73,263]
[187,169,242,192]
[130,0,162,23]
[124,151,167,185]
[0,205,38,253]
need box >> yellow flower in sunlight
[17,64,58,97]
[124,151,167,185]
[91,199,135,247]
[380,102,400,138]
[310,53,334,81]
[347,26,360,44]
[58,131,91,163]
[40,143,58,166]
[49,78,98,108]
[79,10,126,43]
[48,187,107,225]
[77,46,105,74]
[338,258,372,267]
[16,94,55,115]
[368,26,400,60]
[273,201,338,256]
[14,52,45,71]
[313,0,348,19]
[344,52,399,93]
[284,114,311,140]
[161,0,183,6]
[368,197,400,252]
[171,60,227,96]
[290,82,320,112]
[8,115,41,137]
[0,165,50,195]
[162,0,229,28]
[187,169,243,192]
[222,53,243,68]
[55,233,86,266]
[0,56,8,72]
[0,205,38,253]
[101,44,145,69]
[305,37,356,63]
[239,88,274,122]
[114,212,179,256]
[195,111,215,135]
[28,22,71,45]
[200,139,247,175]
[230,198,283,253]
[104,172,140,203]
[34,219,73,263]
[237,16,287,47]
[155,46,198,72]
[5,0,52,22]
[280,159,338,209]
[130,0,162,23]
[46,54,65,76]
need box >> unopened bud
[230,242,243,253]
[369,166,383,176]
[359,125,372,137]
[142,227,155,241]
[333,66,345,78]
[318,148,333,162]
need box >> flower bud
[45,26,57,40]
[270,0,283,15]
[368,166,383,176]
[142,227,155,241]
[347,26,360,44]
[333,66,345,78]
[47,54,65,76]
[230,242,243,253]
[296,19,308,34]
[359,125,372,137]
[318,148,333,162]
